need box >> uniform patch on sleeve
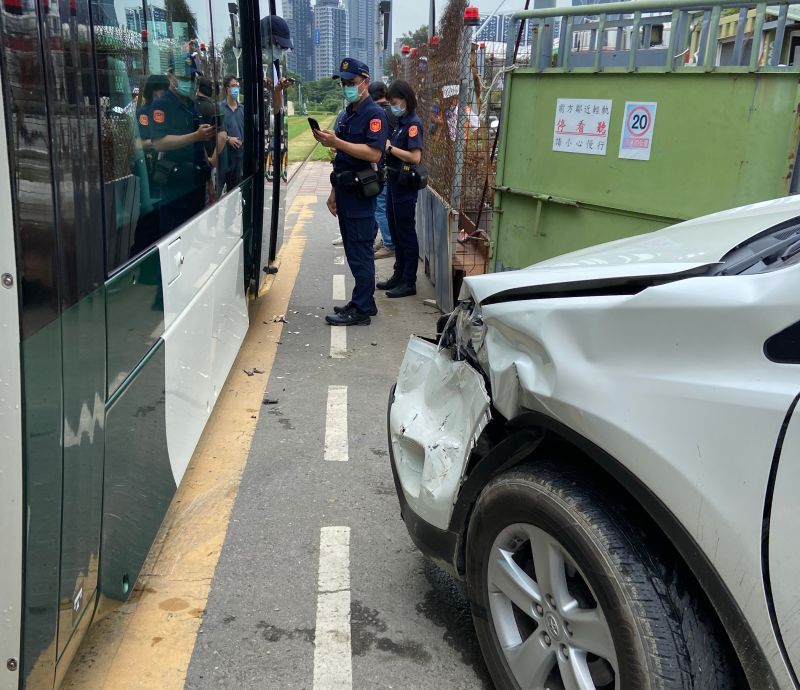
[369,118,382,133]
[138,113,149,126]
[408,125,419,137]
[153,109,165,124]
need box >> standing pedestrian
[313,57,388,326]
[368,81,396,259]
[220,75,244,191]
[378,80,424,298]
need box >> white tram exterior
[0,0,286,685]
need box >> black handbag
[354,168,381,198]
[388,163,428,191]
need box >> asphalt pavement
[184,163,491,689]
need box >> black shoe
[376,275,401,290]
[334,302,377,316]
[333,302,354,314]
[385,282,416,298]
[326,309,371,326]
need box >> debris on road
[263,398,279,405]
[272,314,288,323]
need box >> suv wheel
[465,463,739,690]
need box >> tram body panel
[158,188,249,485]
[0,0,282,680]
[0,66,24,690]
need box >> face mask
[342,80,361,103]
[176,80,194,98]
[230,87,240,100]
[391,104,405,117]
[342,84,360,104]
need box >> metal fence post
[450,24,472,213]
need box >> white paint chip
[332,274,346,301]
[334,256,345,265]
[330,327,347,359]
[324,386,348,462]
[313,526,352,690]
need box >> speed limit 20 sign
[619,101,657,161]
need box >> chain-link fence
[394,0,518,299]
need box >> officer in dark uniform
[313,57,388,326]
[132,73,171,253]
[150,59,215,234]
[378,79,424,298]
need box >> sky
[275,1,534,48]
[391,0,531,42]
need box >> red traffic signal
[464,5,480,26]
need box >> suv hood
[466,196,800,304]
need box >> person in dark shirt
[150,67,215,233]
[220,74,245,191]
[378,79,424,298]
[313,57,388,326]
[195,76,227,201]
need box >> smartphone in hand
[308,117,321,132]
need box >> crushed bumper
[387,336,491,574]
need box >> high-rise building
[313,0,349,80]
[284,0,314,81]
[475,13,538,46]
[345,0,371,69]
[125,4,168,38]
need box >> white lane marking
[334,256,345,265]
[332,274,346,301]
[324,386,348,462]
[330,327,347,359]
[313,526,352,690]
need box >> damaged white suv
[388,197,800,690]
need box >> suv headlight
[438,300,488,369]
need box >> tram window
[93,0,238,272]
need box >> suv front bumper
[386,336,491,576]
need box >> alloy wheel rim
[486,523,619,690]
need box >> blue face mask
[342,84,360,104]
[391,103,405,117]
[176,79,194,98]
[230,87,240,100]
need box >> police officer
[132,73,171,253]
[378,79,424,298]
[313,57,388,326]
[151,60,215,234]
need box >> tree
[401,25,428,49]
[302,78,343,113]
[383,54,400,78]
[220,36,237,76]
[165,0,198,39]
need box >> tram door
[42,0,107,674]
[7,0,108,682]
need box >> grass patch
[287,111,337,163]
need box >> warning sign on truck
[552,98,612,156]
[619,102,657,161]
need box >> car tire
[465,462,741,690]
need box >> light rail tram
[0,0,288,685]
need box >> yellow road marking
[63,199,313,690]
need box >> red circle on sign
[625,105,652,137]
